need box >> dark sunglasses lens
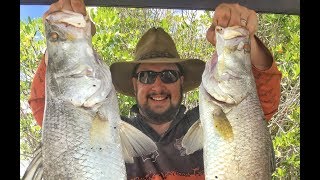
[138,71,156,84]
[137,70,180,84]
[160,70,179,83]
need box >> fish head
[202,26,254,105]
[45,10,93,75]
[45,10,113,109]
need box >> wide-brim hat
[110,27,205,97]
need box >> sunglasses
[133,70,182,84]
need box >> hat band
[137,51,176,61]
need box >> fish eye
[49,32,59,42]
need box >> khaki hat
[110,27,205,97]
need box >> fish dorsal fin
[181,119,204,155]
[118,121,158,163]
[22,146,43,180]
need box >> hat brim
[110,57,205,97]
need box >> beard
[137,86,183,124]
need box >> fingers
[70,0,87,15]
[207,3,258,46]
[43,0,96,36]
[228,4,242,27]
[43,0,86,21]
[43,0,63,21]
[212,3,258,36]
[61,0,73,11]
[213,4,231,28]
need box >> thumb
[206,23,216,46]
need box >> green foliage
[257,14,300,179]
[20,17,45,161]
[20,113,42,160]
[257,14,300,82]
[20,8,300,179]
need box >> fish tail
[118,121,158,163]
[22,145,43,180]
[181,119,204,155]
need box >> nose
[151,76,165,92]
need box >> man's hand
[206,3,273,70]
[43,0,96,36]
[206,3,257,46]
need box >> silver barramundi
[22,10,157,180]
[182,26,275,179]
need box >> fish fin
[22,145,43,180]
[119,121,158,163]
[213,109,234,141]
[120,138,134,164]
[181,119,204,155]
[33,166,43,180]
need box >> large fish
[22,10,157,180]
[182,26,275,179]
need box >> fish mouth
[203,85,229,105]
[62,64,95,78]
[216,25,249,40]
[55,73,111,109]
[202,77,238,106]
[219,71,242,81]
[67,70,94,78]
[46,10,87,28]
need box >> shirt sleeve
[28,54,46,127]
[252,60,282,121]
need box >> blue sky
[20,5,50,21]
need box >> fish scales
[200,86,272,179]
[23,10,157,180]
[182,26,275,180]
[43,100,124,179]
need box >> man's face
[132,63,184,124]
